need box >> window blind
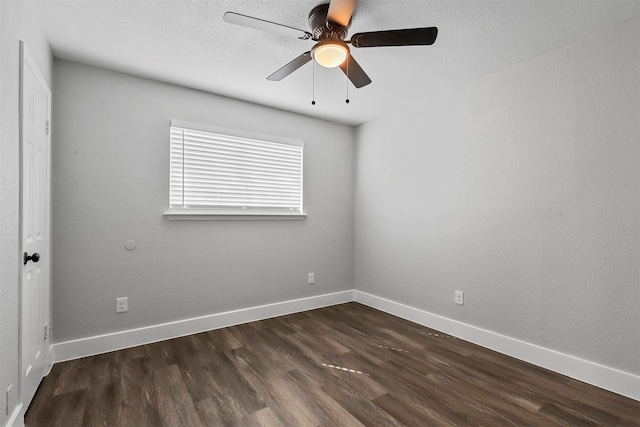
[170,124,303,214]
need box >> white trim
[6,404,24,427]
[49,289,639,402]
[354,290,640,401]
[44,344,54,376]
[52,290,353,363]
[163,210,306,221]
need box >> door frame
[18,40,52,416]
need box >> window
[165,121,304,220]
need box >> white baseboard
[50,288,638,402]
[354,290,639,401]
[52,290,354,363]
[5,404,23,427]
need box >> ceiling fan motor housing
[308,3,349,41]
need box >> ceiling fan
[223,0,438,89]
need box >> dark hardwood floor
[25,302,639,426]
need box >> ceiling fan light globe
[312,41,349,68]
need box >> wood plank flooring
[25,303,640,426]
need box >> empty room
[1,0,639,426]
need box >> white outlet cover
[455,291,464,305]
[116,297,128,313]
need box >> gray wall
[0,1,52,424]
[3,9,637,424]
[354,17,639,374]
[52,60,355,343]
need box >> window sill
[163,210,307,221]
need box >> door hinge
[45,120,50,135]
[43,324,49,340]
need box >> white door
[20,42,51,410]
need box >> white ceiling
[31,0,639,125]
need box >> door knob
[23,252,40,265]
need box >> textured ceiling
[31,0,639,125]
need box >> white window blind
[169,123,303,216]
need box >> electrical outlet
[308,273,315,284]
[455,290,464,306]
[116,297,128,313]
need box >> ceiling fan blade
[267,52,312,81]
[327,0,357,27]
[339,55,371,88]
[223,12,312,40]
[351,27,438,47]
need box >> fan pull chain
[311,61,316,105]
[345,58,350,104]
